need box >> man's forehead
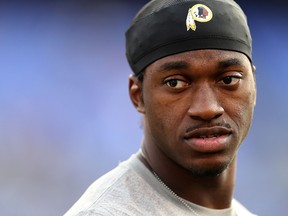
[148,49,249,71]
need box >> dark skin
[129,49,256,210]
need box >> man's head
[126,0,252,76]
[127,0,256,177]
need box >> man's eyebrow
[158,61,189,72]
[218,58,244,69]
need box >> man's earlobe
[129,75,145,114]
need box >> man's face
[131,49,256,176]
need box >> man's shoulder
[70,207,126,216]
[64,153,151,216]
[233,199,258,216]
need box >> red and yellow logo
[186,4,213,31]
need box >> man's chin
[186,161,231,177]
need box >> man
[65,0,257,215]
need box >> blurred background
[0,0,287,215]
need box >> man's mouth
[183,126,233,153]
[199,135,222,139]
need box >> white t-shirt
[64,152,257,216]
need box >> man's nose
[187,84,224,122]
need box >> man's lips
[183,126,233,153]
[184,126,232,139]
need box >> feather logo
[186,4,213,31]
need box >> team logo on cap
[186,4,213,31]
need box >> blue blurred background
[0,1,287,215]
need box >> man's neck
[139,141,236,209]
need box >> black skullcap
[125,0,252,75]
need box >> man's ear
[252,65,257,107]
[129,75,145,114]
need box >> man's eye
[165,79,189,89]
[220,76,242,85]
